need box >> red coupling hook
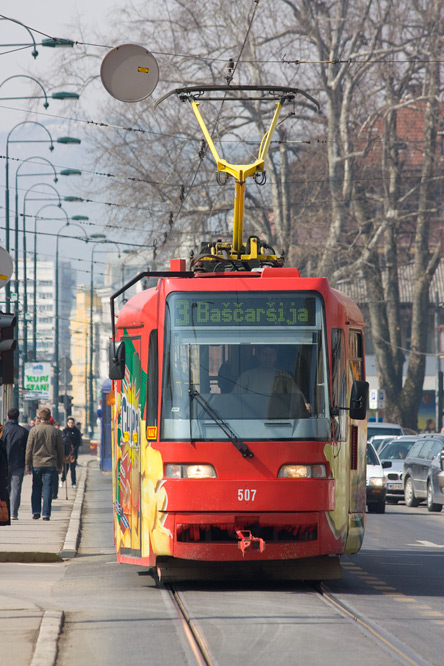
[235,529,265,556]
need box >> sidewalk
[0,453,97,666]
[0,453,96,562]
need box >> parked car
[403,434,444,512]
[366,442,391,513]
[367,422,405,440]
[368,435,395,453]
[378,436,419,503]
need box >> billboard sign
[24,362,51,400]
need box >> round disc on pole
[59,356,73,372]
[100,44,159,102]
[0,246,13,287]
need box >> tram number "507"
[237,489,257,502]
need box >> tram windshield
[161,291,331,441]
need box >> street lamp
[0,17,75,57]
[88,237,107,437]
[51,91,79,100]
[4,120,81,309]
[22,184,62,368]
[0,74,79,107]
[59,169,82,177]
[87,237,123,438]
[55,221,89,422]
[13,157,82,323]
[41,38,74,49]
[9,156,60,408]
[5,121,54,309]
[57,137,81,145]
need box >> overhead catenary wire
[2,14,444,65]
[165,0,262,230]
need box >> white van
[366,442,391,513]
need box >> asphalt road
[54,468,443,666]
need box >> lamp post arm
[0,75,48,107]
[0,17,39,58]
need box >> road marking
[408,540,444,548]
[357,576,380,581]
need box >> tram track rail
[317,583,435,666]
[164,584,214,666]
[161,579,436,666]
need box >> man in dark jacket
[61,417,82,488]
[25,407,64,520]
[2,408,29,520]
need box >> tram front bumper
[167,511,328,561]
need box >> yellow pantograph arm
[189,97,285,254]
[190,99,284,178]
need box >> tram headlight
[165,464,217,479]
[278,464,327,479]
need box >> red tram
[108,86,369,580]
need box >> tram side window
[349,330,364,381]
[147,330,158,427]
[331,329,346,441]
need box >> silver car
[379,436,419,503]
[403,434,444,512]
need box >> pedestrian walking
[25,408,64,521]
[61,417,82,489]
[1,408,29,520]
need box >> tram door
[119,336,142,554]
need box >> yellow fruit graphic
[142,478,156,531]
[146,446,163,483]
[150,525,172,554]
[141,446,172,556]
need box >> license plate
[387,483,402,490]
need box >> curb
[30,462,90,665]
[30,610,64,666]
[0,551,62,563]
[59,464,88,559]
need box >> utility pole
[435,292,443,432]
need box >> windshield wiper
[189,386,254,459]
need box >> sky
[0,2,147,292]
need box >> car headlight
[165,464,217,479]
[368,476,385,487]
[278,464,327,479]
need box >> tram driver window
[161,291,331,441]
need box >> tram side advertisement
[113,335,171,562]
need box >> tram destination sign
[170,293,317,327]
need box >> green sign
[24,362,51,399]
[169,293,317,327]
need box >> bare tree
[280,0,443,426]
